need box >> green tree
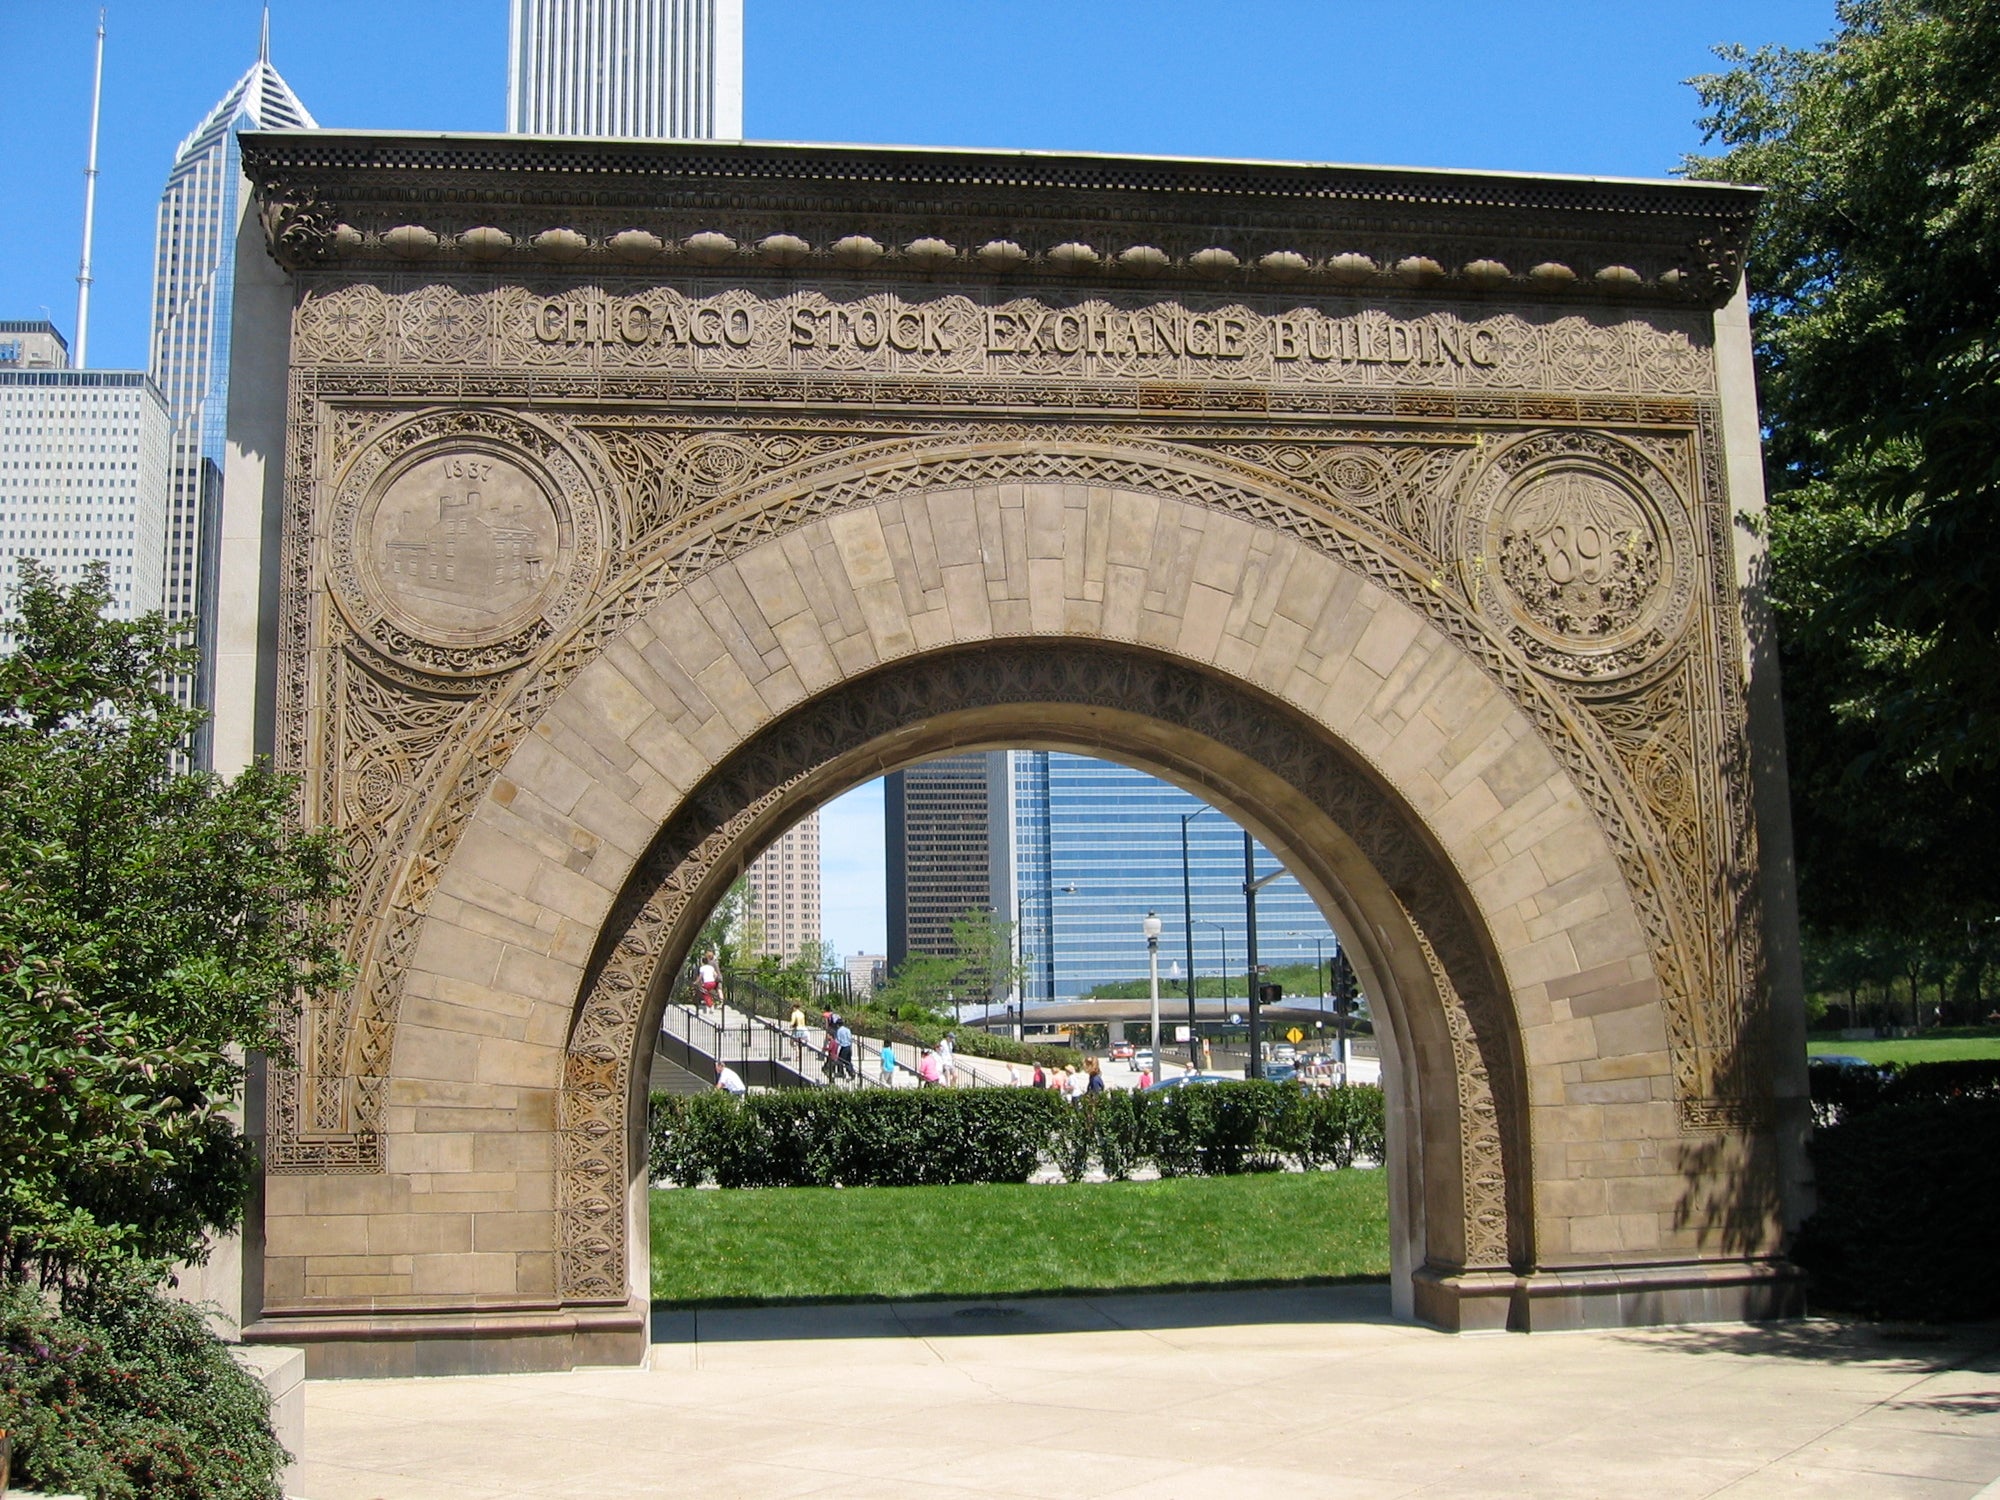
[1686,2,2000,944]
[0,563,346,1290]
[870,907,1020,1018]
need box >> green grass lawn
[1808,1029,2000,1065]
[649,1169,1388,1306]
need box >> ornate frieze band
[292,278,1715,399]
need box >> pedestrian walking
[821,1016,840,1083]
[917,1047,942,1087]
[835,1019,855,1080]
[938,1032,957,1086]
[788,1003,808,1045]
[880,1042,899,1087]
[1032,1062,1046,1089]
[1085,1057,1105,1094]
[698,951,721,1010]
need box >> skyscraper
[883,748,1339,1002]
[884,753,1009,970]
[507,0,744,139]
[0,320,171,647]
[744,811,821,960]
[1012,753,1337,1005]
[148,24,313,746]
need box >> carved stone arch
[556,643,1530,1310]
[236,137,1811,1374]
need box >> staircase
[650,969,1023,1095]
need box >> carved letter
[1272,317,1302,360]
[790,307,818,348]
[536,299,567,343]
[922,307,955,353]
[724,307,755,346]
[889,308,926,353]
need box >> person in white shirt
[698,953,721,1009]
[937,1032,956,1086]
[714,1060,747,1096]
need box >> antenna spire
[259,5,270,65]
[74,7,106,370]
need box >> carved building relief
[245,136,1777,1291]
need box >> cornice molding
[243,131,1759,308]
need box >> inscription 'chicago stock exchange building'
[530,291,1503,370]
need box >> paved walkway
[293,1286,2000,1499]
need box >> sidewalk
[292,1284,2000,1499]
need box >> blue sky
[0,0,1839,956]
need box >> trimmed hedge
[0,1279,286,1500]
[1793,1095,2000,1323]
[649,1082,1385,1188]
[1809,1057,2000,1124]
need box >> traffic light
[1257,982,1282,1008]
[1328,950,1359,1005]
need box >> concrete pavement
[292,1285,2000,1499]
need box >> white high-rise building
[507,0,744,139]
[745,811,821,961]
[148,28,313,743]
[0,321,171,646]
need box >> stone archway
[558,642,1530,1326]
[224,133,1809,1373]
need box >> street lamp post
[1241,832,1284,1080]
[1013,892,1026,1041]
[1193,918,1227,1072]
[1143,911,1164,1082]
[1180,804,1216,1072]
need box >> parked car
[1141,1072,1234,1092]
[1808,1053,1884,1074]
[1260,1063,1300,1085]
[1110,1042,1136,1060]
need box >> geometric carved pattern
[557,645,1530,1300]
[271,411,1764,1176]
[1399,898,1512,1269]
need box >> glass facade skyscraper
[148,34,313,751]
[1013,752,1339,1006]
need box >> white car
[1131,1050,1155,1071]
[1272,1044,1298,1064]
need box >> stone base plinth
[1413,1258,1805,1333]
[241,1299,649,1378]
